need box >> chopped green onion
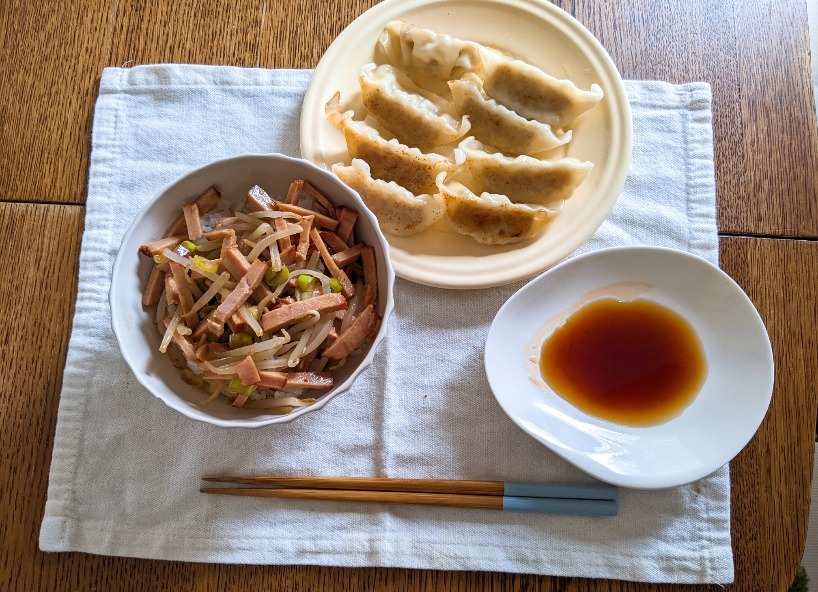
[228,377,254,396]
[192,255,218,274]
[206,333,220,342]
[182,240,197,252]
[266,266,289,287]
[180,369,204,388]
[229,332,253,349]
[329,277,343,293]
[153,253,168,265]
[297,274,316,291]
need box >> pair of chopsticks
[201,476,619,517]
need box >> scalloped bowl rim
[109,153,395,428]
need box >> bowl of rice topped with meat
[110,153,395,427]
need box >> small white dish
[110,154,395,428]
[484,246,774,489]
[300,0,632,289]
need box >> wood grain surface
[1,0,817,590]
[720,237,818,592]
[3,0,818,238]
[576,1,818,238]
[0,0,113,206]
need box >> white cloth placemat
[40,65,731,584]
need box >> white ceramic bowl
[110,154,395,428]
[301,0,632,289]
[484,246,774,489]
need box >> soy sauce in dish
[539,298,707,427]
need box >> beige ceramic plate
[301,0,632,289]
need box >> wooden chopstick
[200,476,619,516]
[201,476,619,501]
[199,486,618,516]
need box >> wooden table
[2,1,817,590]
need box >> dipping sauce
[539,298,707,426]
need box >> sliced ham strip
[261,293,347,332]
[163,316,198,359]
[245,185,275,212]
[296,350,317,371]
[322,304,377,360]
[212,279,251,324]
[164,186,221,237]
[285,180,303,205]
[195,344,211,361]
[367,322,380,340]
[310,228,354,299]
[142,265,165,306]
[275,202,339,231]
[139,236,185,258]
[215,217,239,228]
[302,181,337,218]
[244,258,268,288]
[319,230,350,254]
[166,342,188,369]
[326,326,338,343]
[280,245,297,265]
[284,180,336,217]
[286,372,334,389]
[205,228,235,241]
[222,246,250,279]
[213,259,268,324]
[164,217,188,238]
[331,245,363,268]
[196,342,229,362]
[165,272,180,305]
[257,371,288,390]
[232,394,250,408]
[173,332,198,361]
[220,231,237,259]
[227,313,247,334]
[295,215,314,261]
[364,285,377,309]
[253,283,274,305]
[183,311,199,330]
[335,207,358,246]
[361,245,378,308]
[196,186,223,211]
[273,217,293,253]
[236,356,260,385]
[361,246,377,285]
[183,203,203,239]
[192,310,225,339]
[169,261,195,313]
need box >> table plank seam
[719,231,818,242]
[0,200,86,208]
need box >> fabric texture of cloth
[40,65,732,584]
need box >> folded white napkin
[40,65,732,584]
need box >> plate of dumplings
[301,0,632,289]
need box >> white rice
[201,192,290,231]
[200,196,236,232]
